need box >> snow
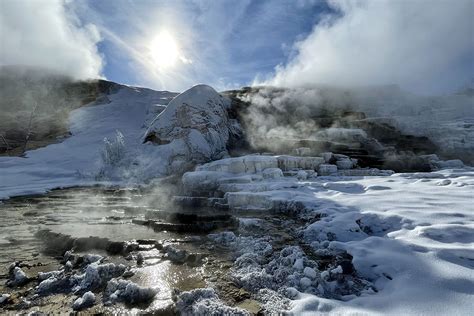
[72,291,96,310]
[191,156,473,314]
[8,266,29,286]
[104,279,157,305]
[176,288,248,316]
[74,262,126,291]
[0,294,10,305]
[144,84,241,173]
[0,84,242,199]
[1,81,472,314]
[289,168,474,315]
[0,86,176,199]
[318,164,338,176]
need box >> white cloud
[0,0,103,79]
[264,0,473,94]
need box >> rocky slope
[224,85,474,171]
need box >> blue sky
[74,0,334,91]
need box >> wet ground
[0,185,354,315]
[0,187,239,314]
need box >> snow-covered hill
[0,83,242,199]
[0,84,177,199]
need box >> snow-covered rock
[72,291,96,310]
[433,159,464,169]
[74,262,126,291]
[7,266,29,286]
[318,164,338,176]
[144,84,241,174]
[262,168,284,179]
[197,155,279,174]
[336,159,354,170]
[0,294,11,305]
[105,279,157,305]
[277,156,324,171]
[176,288,248,316]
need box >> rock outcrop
[144,84,242,174]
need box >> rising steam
[261,0,473,95]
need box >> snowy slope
[292,168,474,315]
[0,86,176,199]
[179,154,473,314]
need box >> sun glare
[150,31,179,68]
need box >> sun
[149,31,179,69]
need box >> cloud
[0,0,103,79]
[263,0,473,94]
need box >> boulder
[144,85,241,174]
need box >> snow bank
[290,168,474,315]
[196,157,473,314]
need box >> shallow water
[0,187,233,314]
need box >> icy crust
[176,288,249,316]
[144,84,241,174]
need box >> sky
[0,0,473,94]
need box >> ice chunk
[163,245,188,263]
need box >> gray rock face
[144,84,242,174]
